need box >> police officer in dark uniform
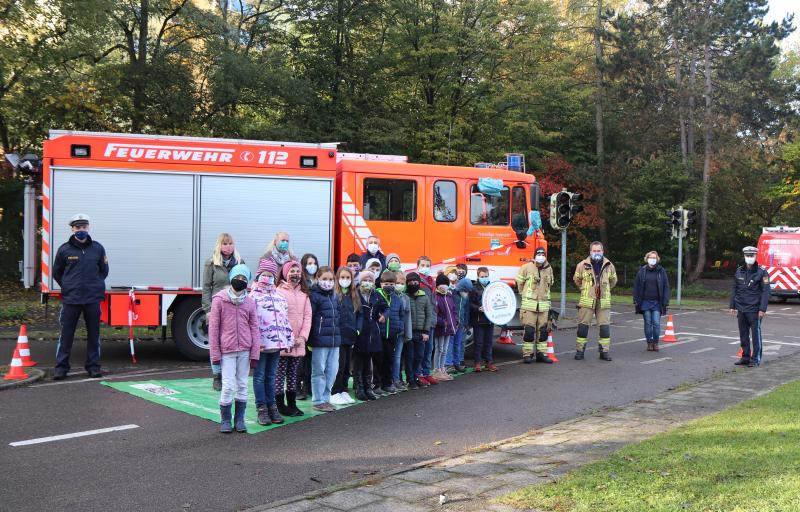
[52,214,109,380]
[729,246,770,368]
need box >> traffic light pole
[560,228,567,316]
[676,226,682,305]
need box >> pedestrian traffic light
[682,209,696,232]
[556,191,571,228]
[665,208,681,239]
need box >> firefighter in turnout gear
[517,247,554,364]
[574,242,617,361]
[730,246,771,367]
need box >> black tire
[172,296,210,362]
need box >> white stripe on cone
[19,348,30,356]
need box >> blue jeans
[311,347,340,405]
[446,326,465,366]
[253,351,281,408]
[642,309,662,343]
[391,335,406,383]
[420,328,434,376]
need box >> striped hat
[257,258,278,277]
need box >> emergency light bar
[763,226,800,233]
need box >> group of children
[205,233,501,433]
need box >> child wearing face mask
[353,272,382,400]
[405,272,434,389]
[308,267,342,412]
[414,256,439,386]
[364,258,383,286]
[208,264,260,433]
[449,265,472,373]
[251,259,294,426]
[331,267,361,405]
[276,261,312,417]
[469,267,499,372]
[300,253,319,289]
[375,271,406,394]
[359,235,386,271]
[433,273,458,381]
[297,253,319,399]
[385,253,402,273]
[346,253,362,285]
[392,272,413,390]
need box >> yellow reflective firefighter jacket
[573,256,617,309]
[516,261,554,313]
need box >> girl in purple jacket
[433,273,458,381]
[208,264,261,434]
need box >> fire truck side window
[511,186,529,233]
[363,178,417,221]
[470,185,509,226]
[433,180,457,222]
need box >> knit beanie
[229,263,251,283]
[406,271,421,282]
[257,258,278,278]
[435,273,450,287]
[364,257,382,271]
[385,252,401,265]
[282,260,301,280]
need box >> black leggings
[332,345,353,394]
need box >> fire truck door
[424,178,465,268]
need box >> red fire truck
[24,131,546,360]
[757,226,800,301]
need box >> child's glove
[250,359,259,369]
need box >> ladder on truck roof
[763,226,800,233]
[48,130,340,150]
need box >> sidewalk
[246,352,800,512]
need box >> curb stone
[244,351,800,512]
[0,367,45,390]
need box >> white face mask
[367,243,379,254]
[372,269,381,279]
[744,256,756,265]
[534,255,546,264]
[647,258,657,266]
[338,278,351,289]
[448,272,457,282]
[305,264,317,275]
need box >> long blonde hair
[211,233,242,267]
[263,231,295,259]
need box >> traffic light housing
[556,191,571,228]
[682,209,696,232]
[665,208,681,239]
[549,190,583,230]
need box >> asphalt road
[2,303,800,512]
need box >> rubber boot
[522,355,533,364]
[536,352,553,364]
[734,357,750,366]
[652,342,659,352]
[599,351,613,361]
[212,374,222,391]
[646,342,653,351]
[364,377,379,400]
[276,393,291,417]
[219,404,233,433]
[286,391,304,416]
[233,400,247,433]
[574,349,585,360]
[355,381,369,401]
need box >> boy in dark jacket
[375,271,405,394]
[404,272,434,389]
[354,272,382,400]
[469,267,498,372]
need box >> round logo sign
[481,281,518,325]
[239,151,254,162]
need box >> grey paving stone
[351,498,429,512]
[397,467,453,484]
[260,500,319,512]
[444,462,514,477]
[316,489,382,510]
[371,480,445,501]
[464,450,517,464]
[487,469,542,487]
[440,476,506,494]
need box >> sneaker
[373,385,389,396]
[87,370,103,378]
[329,393,347,405]
[312,403,330,413]
[426,375,439,385]
[256,405,271,426]
[473,363,482,373]
[382,385,398,395]
[416,378,429,388]
[408,380,419,390]
[53,372,68,381]
[436,370,453,381]
[322,402,337,412]
[393,380,408,392]
[453,364,466,373]
[485,363,499,372]
[445,365,456,374]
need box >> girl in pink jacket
[275,260,312,417]
[208,264,260,434]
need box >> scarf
[227,287,248,305]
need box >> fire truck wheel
[172,297,209,362]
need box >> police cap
[69,213,91,227]
[742,246,757,255]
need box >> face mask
[591,253,603,262]
[348,265,361,275]
[388,262,401,272]
[277,241,289,252]
[318,280,334,291]
[745,256,756,265]
[418,267,430,276]
[478,277,490,286]
[305,264,318,275]
[437,285,449,293]
[74,230,89,241]
[338,278,351,289]
[258,274,275,286]
[407,283,420,294]
[394,284,406,293]
[372,270,381,279]
[647,258,657,266]
[457,271,466,279]
[289,275,301,284]
[231,279,248,292]
[360,281,374,292]
[368,243,379,254]
[534,255,546,264]
[448,272,457,282]
[382,284,394,294]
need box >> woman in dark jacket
[633,251,670,352]
[331,267,361,403]
[307,267,341,412]
[353,272,382,401]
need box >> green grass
[498,379,800,512]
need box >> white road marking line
[707,328,723,332]
[31,367,206,388]
[642,357,672,364]
[680,332,800,347]
[660,339,695,348]
[9,424,139,447]
[690,347,716,354]
[555,337,648,355]
[784,336,800,340]
[729,341,740,345]
[781,307,792,311]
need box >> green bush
[0,304,27,321]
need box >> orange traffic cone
[498,329,515,345]
[546,331,559,363]
[662,315,678,343]
[736,347,743,358]
[16,325,36,367]
[3,348,29,380]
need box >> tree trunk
[691,42,712,282]
[674,37,688,173]
[687,48,697,167]
[132,0,149,132]
[594,0,608,248]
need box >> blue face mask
[277,241,289,252]
[591,253,603,262]
[478,277,490,286]
[74,230,89,241]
